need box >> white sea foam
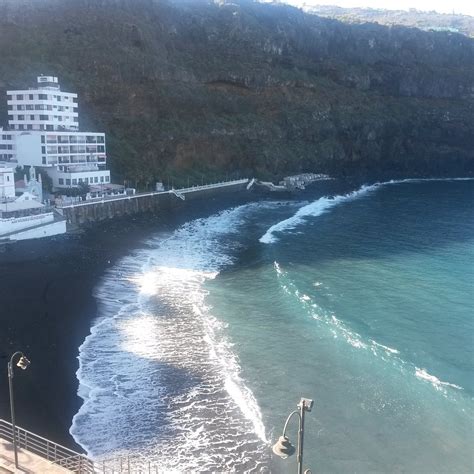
[259,183,379,243]
[273,261,465,398]
[370,340,400,355]
[71,203,278,472]
[260,177,474,244]
[415,368,463,392]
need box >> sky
[283,0,474,16]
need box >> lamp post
[7,351,31,469]
[272,397,314,474]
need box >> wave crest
[260,184,379,243]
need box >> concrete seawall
[59,179,250,226]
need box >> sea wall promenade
[56,179,250,226]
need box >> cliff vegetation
[0,0,473,187]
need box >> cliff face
[0,0,473,186]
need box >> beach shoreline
[1,174,466,454]
[0,191,256,452]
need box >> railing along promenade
[0,418,93,472]
[0,417,162,473]
[57,178,249,210]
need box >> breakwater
[57,179,249,226]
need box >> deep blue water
[72,179,473,473]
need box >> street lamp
[8,351,31,469]
[272,397,314,474]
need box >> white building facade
[0,128,16,162]
[7,76,78,132]
[0,163,15,199]
[4,75,111,190]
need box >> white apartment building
[0,127,16,162]
[15,131,110,187]
[4,76,111,190]
[7,75,78,132]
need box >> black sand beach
[0,192,254,452]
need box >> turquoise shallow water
[207,180,474,472]
[73,179,473,472]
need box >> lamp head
[272,435,296,459]
[17,356,30,370]
[298,397,314,412]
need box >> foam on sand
[70,203,275,472]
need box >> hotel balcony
[66,164,101,173]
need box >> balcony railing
[0,417,162,473]
[66,164,100,173]
[0,418,93,473]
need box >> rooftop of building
[0,200,44,213]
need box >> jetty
[249,173,330,194]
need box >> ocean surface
[71,179,474,473]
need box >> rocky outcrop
[0,0,472,185]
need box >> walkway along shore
[56,179,250,227]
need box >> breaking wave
[260,178,474,244]
[71,203,274,472]
[259,184,380,243]
[273,261,464,397]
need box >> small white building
[4,75,112,191]
[0,170,66,241]
[0,163,15,200]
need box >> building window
[16,94,23,100]
[30,115,35,120]
[66,179,71,185]
[72,179,77,185]
[27,125,32,130]
[100,176,104,183]
[84,178,88,184]
[18,115,24,120]
[46,125,54,131]
[94,177,98,183]
[41,136,45,143]
[39,94,47,100]
[26,104,33,110]
[17,105,25,110]
[42,157,46,164]
[105,176,110,182]
[58,178,64,185]
[29,94,34,100]
[7,95,12,100]
[40,115,48,120]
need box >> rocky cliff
[0,0,473,186]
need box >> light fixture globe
[16,356,30,370]
[272,435,296,459]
